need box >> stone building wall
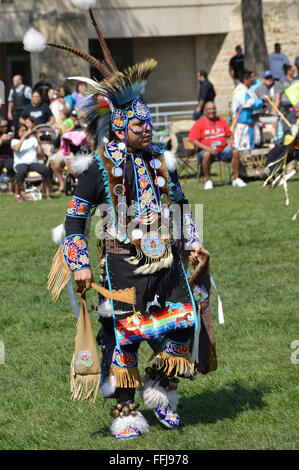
[208,0,299,104]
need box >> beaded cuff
[112,347,138,370]
[62,234,90,272]
[161,338,191,358]
[66,196,92,218]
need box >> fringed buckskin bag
[70,287,101,403]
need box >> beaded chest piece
[95,141,173,274]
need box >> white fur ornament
[71,0,96,9]
[70,154,93,175]
[23,28,47,52]
[51,224,66,245]
[163,150,177,172]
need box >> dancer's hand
[74,268,94,290]
[189,242,202,266]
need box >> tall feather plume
[88,8,118,74]
[47,42,112,79]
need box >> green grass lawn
[0,168,298,450]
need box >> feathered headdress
[23,4,157,147]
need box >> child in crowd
[60,108,75,134]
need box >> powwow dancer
[24,3,219,440]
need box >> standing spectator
[7,74,32,128]
[268,43,290,81]
[193,70,216,120]
[0,118,14,193]
[188,101,247,189]
[232,69,267,151]
[11,123,52,201]
[33,72,52,104]
[295,56,299,80]
[49,109,76,194]
[276,65,297,115]
[20,90,55,126]
[229,45,245,83]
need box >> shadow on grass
[178,381,268,427]
[87,382,268,436]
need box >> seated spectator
[33,72,52,104]
[60,108,75,134]
[11,123,52,201]
[0,117,15,193]
[71,81,92,115]
[59,85,75,110]
[20,90,55,126]
[188,101,247,189]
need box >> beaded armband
[62,234,90,272]
[66,196,92,218]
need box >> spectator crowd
[0,72,91,201]
[188,42,299,189]
[1,43,299,200]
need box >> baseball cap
[294,56,299,65]
[262,70,273,78]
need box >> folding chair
[168,120,197,179]
[196,152,232,186]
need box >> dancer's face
[115,119,152,150]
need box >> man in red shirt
[188,101,246,189]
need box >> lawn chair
[196,156,232,186]
[168,120,197,179]
[23,124,58,196]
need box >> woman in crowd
[59,85,74,111]
[11,121,52,201]
[71,81,92,115]
[277,65,296,115]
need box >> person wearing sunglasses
[39,9,215,441]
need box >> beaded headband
[111,98,151,131]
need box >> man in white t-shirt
[11,124,52,201]
[268,43,290,81]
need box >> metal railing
[148,99,232,136]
